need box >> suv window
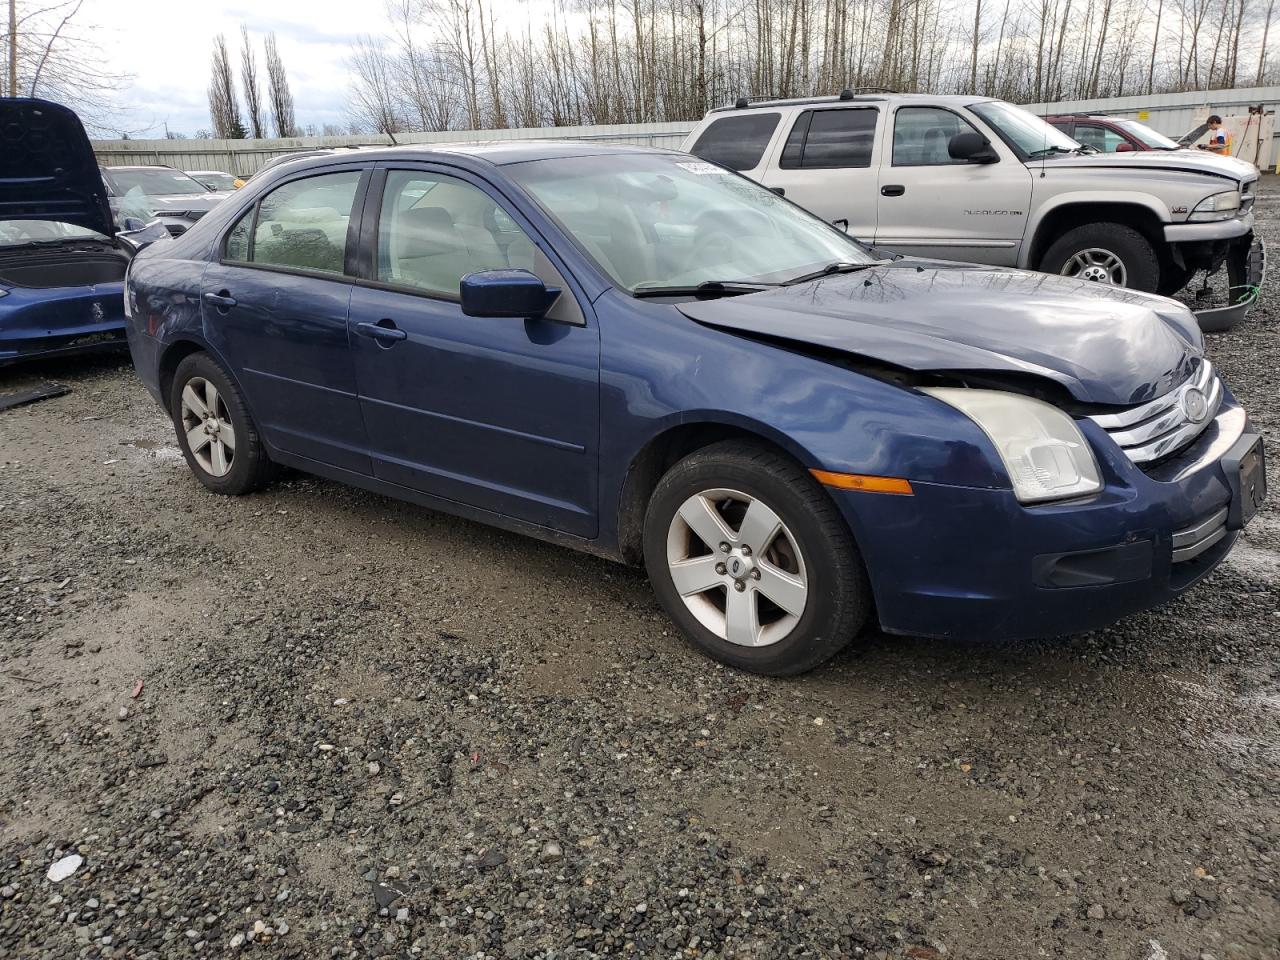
[689,113,780,171]
[780,108,877,169]
[892,107,983,165]
[236,171,362,275]
[377,171,540,299]
[1073,123,1128,152]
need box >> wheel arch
[614,416,833,566]
[1023,197,1168,271]
[157,336,243,414]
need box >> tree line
[206,27,299,139]
[345,0,1278,134]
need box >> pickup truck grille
[1087,360,1221,466]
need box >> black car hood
[678,264,1203,406]
[0,98,115,237]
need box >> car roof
[276,140,677,171]
[104,164,185,171]
[706,92,995,114]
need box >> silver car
[683,92,1263,330]
[101,165,230,237]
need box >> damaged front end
[1178,231,1265,333]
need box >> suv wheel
[1040,223,1160,292]
[170,352,273,495]
[642,441,871,676]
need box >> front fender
[1020,190,1171,268]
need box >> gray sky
[83,0,396,136]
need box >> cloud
[81,0,394,135]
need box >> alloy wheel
[179,376,236,478]
[665,487,809,647]
[1060,247,1128,285]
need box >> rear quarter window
[690,113,781,171]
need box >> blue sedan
[123,143,1266,674]
[1,99,131,364]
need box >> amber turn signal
[810,469,913,495]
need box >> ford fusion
[123,143,1266,675]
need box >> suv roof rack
[720,87,897,114]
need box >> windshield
[190,172,235,189]
[105,168,210,197]
[0,221,108,247]
[1114,119,1180,149]
[506,154,874,292]
[970,101,1081,157]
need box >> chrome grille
[1088,360,1221,465]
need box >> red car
[1044,114,1182,153]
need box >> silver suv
[683,92,1263,330]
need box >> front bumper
[1163,209,1254,243]
[836,393,1263,641]
[0,282,127,364]
[1193,232,1265,333]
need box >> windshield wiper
[631,280,778,299]
[1026,145,1077,160]
[782,260,886,286]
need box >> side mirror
[460,269,560,319]
[1115,142,1135,152]
[115,218,172,254]
[948,132,998,163]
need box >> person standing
[1198,115,1233,155]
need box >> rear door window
[780,108,877,169]
[689,113,781,171]
[238,171,363,275]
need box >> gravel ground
[1,185,1277,960]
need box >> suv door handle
[355,320,408,344]
[880,184,906,197]
[203,291,237,309]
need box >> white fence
[90,86,1279,176]
[91,122,694,177]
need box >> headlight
[924,388,1102,504]
[1188,190,1242,221]
[0,288,8,298]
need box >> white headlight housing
[1188,190,1242,221]
[924,388,1103,504]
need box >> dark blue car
[0,99,131,364]
[123,143,1266,674]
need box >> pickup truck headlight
[923,388,1102,503]
[1188,190,1242,221]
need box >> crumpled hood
[678,264,1204,406]
[0,98,115,237]
[1040,150,1257,182]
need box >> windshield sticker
[675,161,724,175]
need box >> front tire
[170,352,272,495]
[1039,222,1160,292]
[642,441,871,676]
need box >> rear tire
[1039,222,1160,292]
[642,441,871,676]
[170,352,273,496]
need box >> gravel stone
[0,181,1277,960]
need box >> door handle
[769,186,786,196]
[355,320,408,344]
[203,290,237,309]
[881,184,906,197]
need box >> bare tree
[264,32,298,137]
[240,24,265,139]
[3,0,131,133]
[208,33,246,138]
